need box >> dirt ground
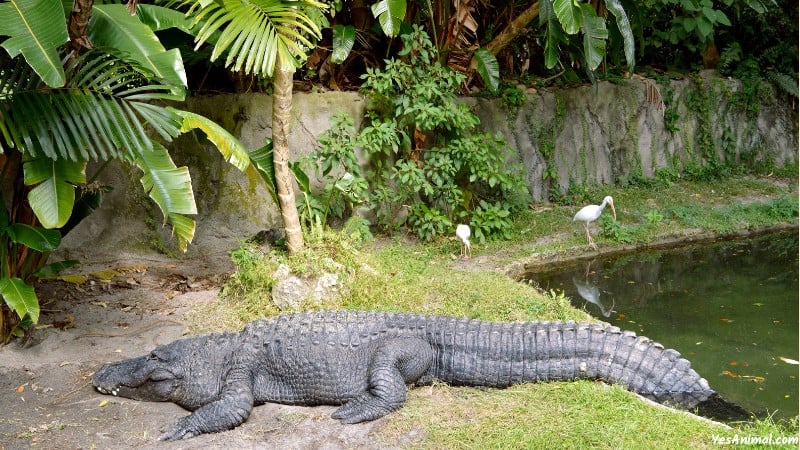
[0,254,403,450]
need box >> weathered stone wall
[58,92,367,260]
[57,75,797,258]
[470,71,797,200]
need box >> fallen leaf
[719,318,734,323]
[16,385,24,393]
[91,269,121,282]
[778,356,800,365]
[99,400,109,407]
[57,274,88,285]
[91,301,108,308]
[114,349,122,353]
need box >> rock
[271,264,341,311]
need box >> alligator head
[93,334,235,410]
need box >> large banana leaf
[604,0,635,71]
[6,223,61,252]
[0,277,38,323]
[0,0,68,87]
[472,48,499,92]
[169,107,250,172]
[371,0,406,38]
[135,141,197,251]
[23,156,86,228]
[90,4,187,98]
[580,4,607,71]
[552,0,581,35]
[136,4,196,34]
[331,24,355,64]
[247,138,280,207]
[1,52,182,161]
[183,0,325,77]
[540,0,563,70]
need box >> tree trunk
[272,54,304,254]
[477,2,540,62]
[68,0,95,53]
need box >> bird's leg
[583,223,598,250]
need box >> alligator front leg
[331,337,434,423]
[160,379,254,440]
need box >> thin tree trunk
[272,53,304,254]
[68,0,95,53]
[482,1,540,58]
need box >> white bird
[573,196,616,250]
[455,224,471,259]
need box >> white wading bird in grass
[573,196,616,250]
[455,224,471,259]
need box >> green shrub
[311,26,529,242]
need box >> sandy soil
[0,255,400,450]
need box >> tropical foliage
[307,27,529,242]
[0,0,327,343]
[171,0,791,96]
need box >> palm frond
[183,0,326,78]
[0,52,182,161]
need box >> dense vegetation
[178,0,798,99]
[0,0,796,343]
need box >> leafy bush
[311,26,529,241]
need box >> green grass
[189,175,798,448]
[344,238,584,322]
[475,176,797,265]
[382,383,798,449]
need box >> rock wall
[57,75,797,258]
[469,71,797,200]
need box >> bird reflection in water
[572,261,615,317]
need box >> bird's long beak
[610,201,617,221]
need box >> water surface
[524,231,799,419]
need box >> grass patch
[384,383,799,449]
[475,176,797,263]
[344,237,584,322]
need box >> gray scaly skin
[93,310,722,441]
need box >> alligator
[93,310,736,441]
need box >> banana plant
[0,0,250,342]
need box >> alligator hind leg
[332,337,434,423]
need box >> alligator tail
[425,318,716,409]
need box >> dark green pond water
[524,231,799,420]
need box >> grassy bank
[188,175,799,448]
